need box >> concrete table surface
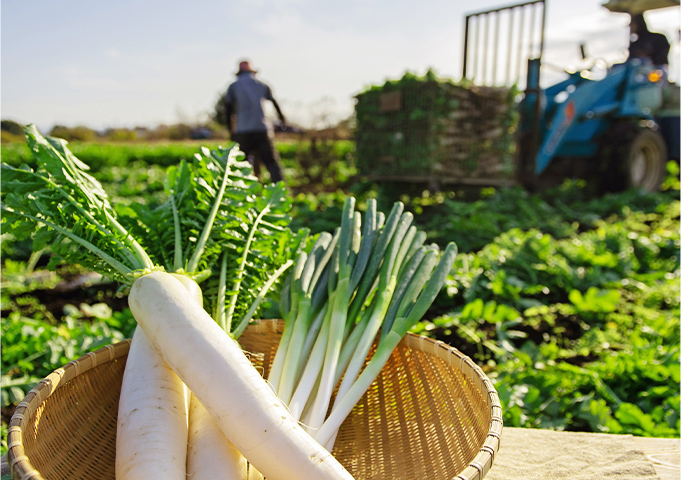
[486,427,680,480]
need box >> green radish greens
[1,125,303,317]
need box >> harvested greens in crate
[354,70,519,184]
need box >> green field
[1,138,357,195]
[1,140,679,454]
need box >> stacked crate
[354,71,519,184]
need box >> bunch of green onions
[268,197,457,451]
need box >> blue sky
[2,0,678,131]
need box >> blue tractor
[463,0,680,192]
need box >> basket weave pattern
[8,341,130,480]
[8,320,502,480]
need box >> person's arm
[271,98,286,125]
[265,85,286,124]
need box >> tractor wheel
[624,129,668,192]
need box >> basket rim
[7,320,502,480]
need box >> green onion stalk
[268,196,458,451]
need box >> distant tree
[1,120,26,143]
[167,123,193,141]
[49,125,98,142]
[104,128,137,142]
[1,120,24,136]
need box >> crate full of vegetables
[355,70,519,185]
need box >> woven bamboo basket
[7,319,503,480]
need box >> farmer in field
[223,60,286,183]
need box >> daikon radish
[129,271,353,480]
[186,395,251,479]
[116,326,190,480]
[116,274,201,480]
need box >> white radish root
[115,326,190,480]
[116,273,201,480]
[186,394,252,479]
